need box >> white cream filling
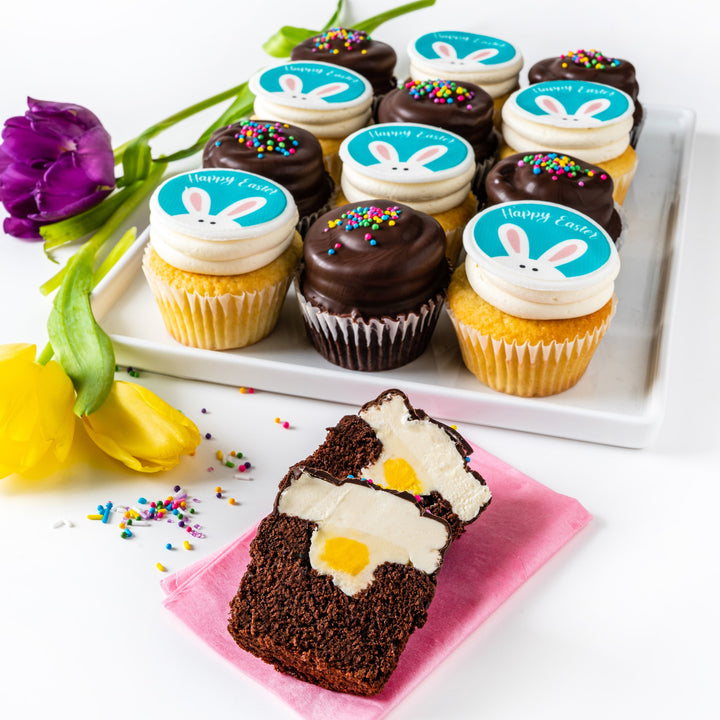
[501,103,632,163]
[253,96,372,138]
[278,470,448,596]
[340,162,474,215]
[150,211,297,275]
[358,393,491,523]
[465,257,616,319]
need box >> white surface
[1,2,719,719]
[95,106,693,448]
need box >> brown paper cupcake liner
[143,248,293,350]
[446,303,615,397]
[296,176,337,238]
[295,280,445,371]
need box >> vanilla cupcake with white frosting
[337,122,477,262]
[407,31,523,128]
[143,169,301,350]
[447,200,620,396]
[500,80,637,204]
[249,60,373,183]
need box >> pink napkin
[161,443,591,719]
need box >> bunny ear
[219,196,267,220]
[575,98,611,118]
[432,41,457,59]
[535,95,568,116]
[498,223,529,258]
[407,144,448,166]
[182,187,211,215]
[310,82,349,98]
[464,47,499,62]
[368,140,400,163]
[279,74,303,93]
[538,239,588,267]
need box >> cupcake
[202,119,334,236]
[337,122,477,263]
[528,49,644,148]
[447,200,620,397]
[500,80,637,204]
[297,200,450,371]
[485,152,625,247]
[143,169,301,350]
[407,31,523,129]
[376,79,499,200]
[249,60,373,183]
[290,27,397,96]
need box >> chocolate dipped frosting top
[485,152,623,243]
[290,27,397,95]
[202,120,332,218]
[301,200,449,318]
[376,79,498,161]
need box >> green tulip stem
[39,162,166,296]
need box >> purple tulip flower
[0,98,115,240]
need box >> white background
[1,1,719,719]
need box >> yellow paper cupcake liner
[447,305,614,397]
[143,248,293,351]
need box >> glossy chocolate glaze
[528,53,643,129]
[202,120,332,217]
[376,79,498,161]
[301,200,449,317]
[485,152,623,242]
[290,28,397,95]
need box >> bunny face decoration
[148,169,299,276]
[500,81,638,204]
[462,200,619,319]
[339,123,475,215]
[408,31,523,100]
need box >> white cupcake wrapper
[295,279,445,371]
[143,246,292,350]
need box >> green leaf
[321,0,344,30]
[160,84,255,164]
[354,0,435,32]
[263,25,319,57]
[117,135,152,186]
[94,227,137,286]
[40,182,142,255]
[47,241,115,416]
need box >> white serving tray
[94,106,695,448]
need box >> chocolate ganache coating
[485,152,623,243]
[301,200,450,317]
[376,79,498,162]
[202,120,332,217]
[290,28,397,95]
[527,49,642,129]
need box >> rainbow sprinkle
[322,205,401,253]
[404,79,475,109]
[228,120,299,158]
[560,49,620,71]
[517,153,609,186]
[311,27,369,53]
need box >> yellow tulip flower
[0,343,76,478]
[81,380,201,473]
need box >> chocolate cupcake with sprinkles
[290,27,397,97]
[203,119,334,236]
[296,200,450,371]
[376,78,499,200]
[484,151,626,248]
